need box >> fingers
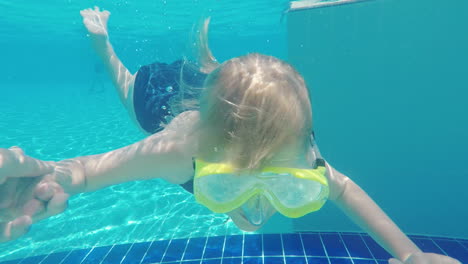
[0,215,32,243]
[32,181,69,222]
[23,199,46,217]
[0,178,17,209]
[0,147,55,180]
[403,252,462,264]
[0,174,69,243]
[10,216,32,240]
[80,6,110,16]
[33,180,68,217]
[0,188,68,243]
[46,193,69,216]
[32,193,69,223]
[15,156,55,179]
[388,258,403,264]
[0,148,16,182]
[8,146,24,157]
[34,182,55,202]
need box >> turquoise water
[1,0,467,262]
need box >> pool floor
[0,232,467,264]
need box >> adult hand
[0,147,84,242]
[389,252,461,264]
[0,146,54,184]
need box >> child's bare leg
[80,7,143,132]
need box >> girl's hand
[0,147,84,242]
[80,6,111,38]
[389,252,461,264]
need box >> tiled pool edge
[1,232,467,264]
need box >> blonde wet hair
[182,18,313,171]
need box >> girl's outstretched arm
[58,110,198,195]
[71,112,198,193]
[325,163,461,264]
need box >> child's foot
[80,6,110,39]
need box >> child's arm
[326,163,421,260]
[59,110,199,194]
[63,125,194,194]
[326,163,461,264]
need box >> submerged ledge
[288,0,375,12]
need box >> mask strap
[309,131,326,167]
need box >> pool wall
[287,0,468,238]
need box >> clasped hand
[0,147,83,242]
[389,252,461,264]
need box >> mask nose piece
[240,194,270,226]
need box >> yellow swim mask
[193,158,329,218]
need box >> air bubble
[166,86,173,92]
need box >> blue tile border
[341,233,373,259]
[183,236,208,260]
[58,248,90,264]
[121,242,151,264]
[1,232,467,264]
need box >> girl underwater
[0,7,461,264]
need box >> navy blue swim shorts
[133,60,207,134]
